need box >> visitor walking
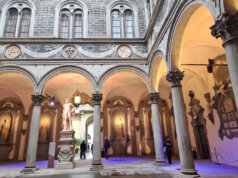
[165,136,172,164]
[104,137,110,159]
[80,140,86,160]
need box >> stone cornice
[0,38,146,44]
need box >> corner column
[166,71,197,175]
[24,95,44,171]
[211,13,238,106]
[92,93,102,166]
[148,92,165,164]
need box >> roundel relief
[117,45,132,58]
[62,45,78,58]
[4,45,21,59]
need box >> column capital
[92,93,102,105]
[31,95,44,106]
[148,92,160,104]
[166,70,184,87]
[210,13,238,45]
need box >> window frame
[54,2,88,38]
[107,1,139,38]
[0,2,35,38]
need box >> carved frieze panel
[117,45,132,58]
[62,45,78,58]
[0,43,147,60]
[4,45,21,59]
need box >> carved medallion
[117,45,132,58]
[62,45,77,58]
[4,45,21,59]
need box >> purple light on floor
[102,157,153,165]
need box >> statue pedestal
[55,130,76,169]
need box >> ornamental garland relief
[62,45,78,58]
[4,45,21,59]
[117,45,132,58]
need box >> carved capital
[92,93,102,105]
[148,92,160,104]
[210,13,238,45]
[166,70,184,87]
[31,95,44,106]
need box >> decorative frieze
[0,42,147,60]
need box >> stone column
[148,93,165,164]
[24,95,44,171]
[211,13,238,106]
[92,93,102,166]
[166,71,197,175]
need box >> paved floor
[0,155,238,178]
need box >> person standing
[80,140,86,160]
[165,136,173,164]
[104,137,110,159]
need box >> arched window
[4,8,18,37]
[124,9,134,38]
[3,4,32,38]
[73,9,83,38]
[110,4,135,38]
[59,9,70,38]
[111,10,121,38]
[58,4,85,39]
[19,8,31,37]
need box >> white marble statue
[62,98,75,131]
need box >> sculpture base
[55,161,76,170]
[55,130,75,170]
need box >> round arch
[149,50,168,92]
[38,65,97,94]
[0,65,37,93]
[98,66,153,92]
[166,0,218,71]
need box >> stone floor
[0,154,238,178]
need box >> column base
[21,167,39,173]
[181,168,199,176]
[55,161,75,170]
[90,164,103,171]
[154,159,166,166]
[92,159,102,166]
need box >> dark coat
[165,140,172,153]
[80,141,86,151]
[104,138,110,150]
